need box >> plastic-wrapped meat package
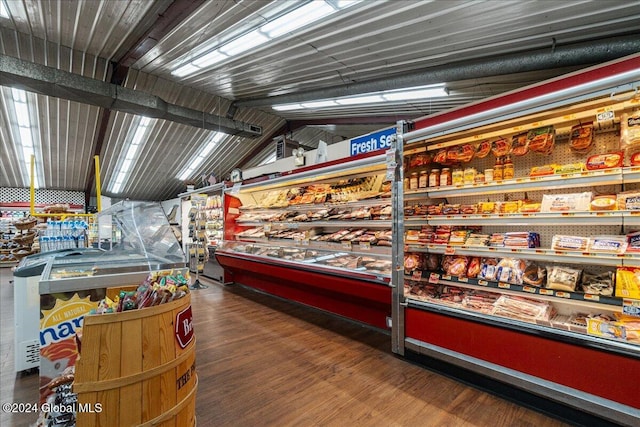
[442,255,469,277]
[492,295,555,323]
[466,257,481,278]
[404,253,423,274]
[580,270,614,296]
[462,290,500,313]
[546,266,582,292]
[425,254,441,271]
[478,258,499,281]
[438,286,466,305]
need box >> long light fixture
[171,1,361,77]
[176,132,225,181]
[272,85,449,111]
[10,88,40,188]
[110,116,152,194]
[0,1,9,19]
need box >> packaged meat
[443,255,469,277]
[461,290,499,313]
[529,164,556,177]
[631,151,640,166]
[615,267,640,299]
[478,202,497,214]
[433,149,448,164]
[522,262,546,287]
[409,152,431,168]
[500,201,521,214]
[580,270,614,296]
[425,254,441,271]
[491,138,511,157]
[442,204,461,215]
[587,235,628,254]
[551,235,590,251]
[456,144,476,163]
[569,122,594,153]
[495,258,526,284]
[626,230,640,252]
[404,253,423,274]
[460,204,477,215]
[527,126,555,155]
[554,163,585,174]
[590,195,617,211]
[478,258,499,281]
[519,201,541,213]
[585,151,623,170]
[511,132,529,156]
[617,191,640,211]
[620,110,640,152]
[475,140,491,158]
[546,266,582,292]
[492,295,555,323]
[541,192,592,212]
[466,257,481,278]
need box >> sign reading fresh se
[350,128,395,156]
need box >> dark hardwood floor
[0,270,568,426]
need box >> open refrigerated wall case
[393,54,640,425]
[216,153,394,329]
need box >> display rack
[187,194,208,290]
[394,54,640,425]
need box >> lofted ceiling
[0,0,639,202]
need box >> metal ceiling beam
[233,35,640,108]
[0,54,262,137]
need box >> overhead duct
[0,54,262,138]
[233,35,640,108]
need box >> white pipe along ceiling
[0,0,639,202]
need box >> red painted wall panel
[405,308,640,409]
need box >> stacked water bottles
[40,219,89,252]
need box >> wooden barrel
[74,293,196,426]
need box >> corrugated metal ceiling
[1,0,639,201]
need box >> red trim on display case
[413,54,640,131]
[405,307,640,409]
[216,251,391,329]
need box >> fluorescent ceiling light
[273,84,448,110]
[272,103,303,111]
[176,132,223,181]
[172,1,362,77]
[335,95,385,105]
[0,1,8,18]
[110,116,153,194]
[261,1,335,38]
[382,86,448,101]
[172,63,200,77]
[193,51,228,68]
[219,30,270,56]
[301,100,338,108]
[14,102,30,127]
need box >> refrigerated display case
[394,54,640,425]
[216,153,393,328]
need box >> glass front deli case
[37,201,186,404]
[395,54,640,425]
[217,153,393,329]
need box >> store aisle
[0,273,567,426]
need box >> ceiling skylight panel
[260,1,335,38]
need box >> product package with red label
[569,122,594,153]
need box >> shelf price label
[441,275,452,280]
[596,107,615,123]
[458,277,468,283]
[623,299,640,317]
[498,282,511,289]
[584,294,600,302]
[539,289,554,296]
[359,241,371,251]
[522,286,537,294]
[342,241,352,250]
[555,292,570,299]
[477,280,488,286]
[412,270,423,280]
[428,272,440,284]
[444,247,456,255]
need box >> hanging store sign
[350,128,395,156]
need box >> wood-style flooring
[0,271,568,427]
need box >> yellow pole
[94,155,102,212]
[30,154,35,216]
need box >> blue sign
[350,128,395,156]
